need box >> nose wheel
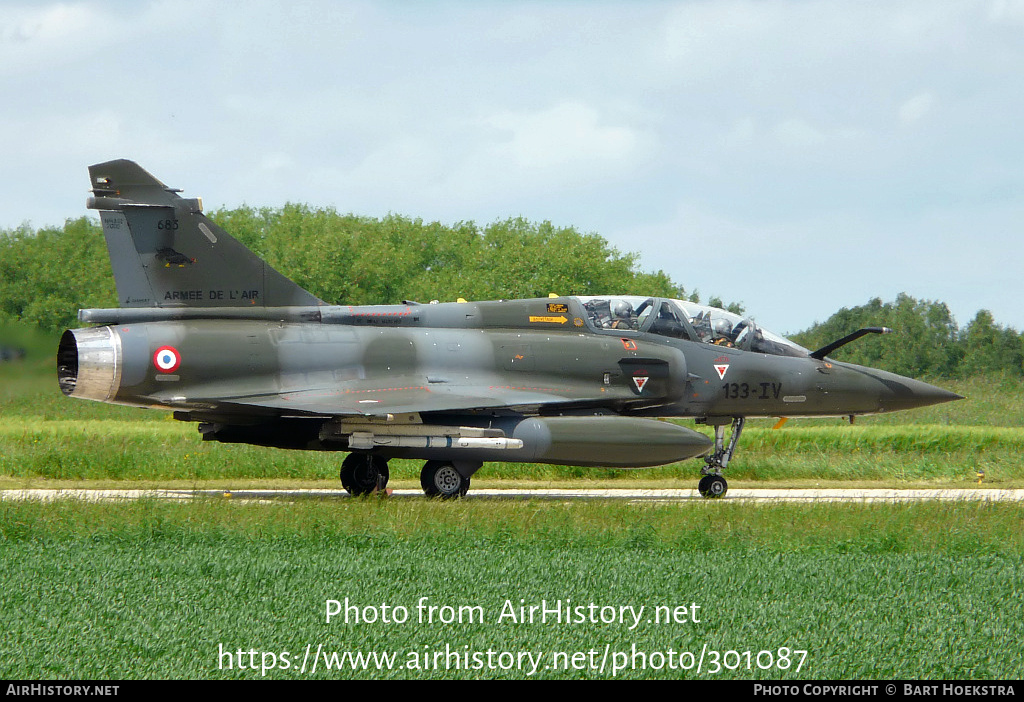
[697,417,744,499]
[698,474,728,498]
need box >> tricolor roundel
[153,346,181,373]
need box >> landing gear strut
[698,417,745,498]
[420,460,472,499]
[340,453,390,496]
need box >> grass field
[2,329,1023,679]
[1,418,1021,487]
[1,498,1022,679]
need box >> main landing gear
[698,417,745,499]
[420,460,471,499]
[339,454,475,498]
[339,453,390,496]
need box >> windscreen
[577,296,809,358]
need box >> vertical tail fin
[87,160,324,309]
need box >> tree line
[0,207,692,331]
[1,208,1020,378]
[790,295,1023,379]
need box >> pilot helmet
[712,317,733,336]
[611,300,632,318]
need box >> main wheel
[421,461,470,498]
[698,474,728,499]
[340,453,389,496]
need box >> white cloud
[0,1,196,76]
[484,101,643,171]
[0,3,96,42]
[898,92,936,125]
[988,0,1024,23]
[0,1,1022,332]
[771,119,828,149]
[0,4,104,75]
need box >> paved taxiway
[1,488,1022,503]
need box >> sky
[1,0,1022,335]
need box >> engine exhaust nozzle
[57,327,122,402]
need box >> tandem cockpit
[578,296,808,358]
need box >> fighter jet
[57,160,963,498]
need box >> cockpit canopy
[577,296,809,358]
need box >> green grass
[1,499,1022,679]
[0,417,1019,485]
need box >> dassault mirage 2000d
[57,160,963,498]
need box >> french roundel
[153,346,181,373]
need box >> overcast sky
[2,0,1022,334]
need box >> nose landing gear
[697,417,744,498]
[698,474,728,498]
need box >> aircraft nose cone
[874,374,964,412]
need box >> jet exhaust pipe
[57,327,122,402]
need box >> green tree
[791,294,961,377]
[960,310,1024,377]
[2,208,704,331]
[0,218,116,330]
[208,209,693,305]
